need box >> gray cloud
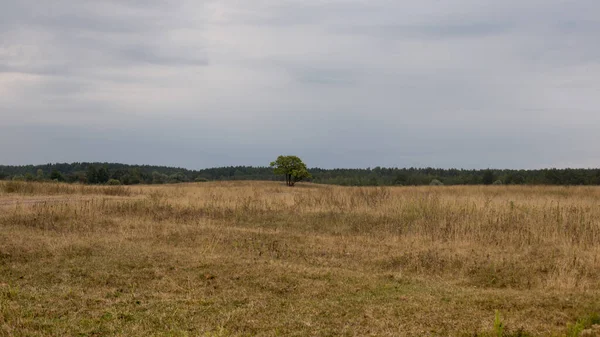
[0,0,599,169]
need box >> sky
[1,0,599,169]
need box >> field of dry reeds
[1,181,599,336]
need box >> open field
[1,181,599,336]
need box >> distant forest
[1,162,600,186]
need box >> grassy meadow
[1,180,599,336]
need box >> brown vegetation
[1,181,599,336]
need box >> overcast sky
[1,0,599,169]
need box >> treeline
[0,163,277,185]
[1,163,600,186]
[310,167,600,186]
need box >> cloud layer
[1,0,599,168]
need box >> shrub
[107,179,121,186]
[493,180,503,185]
[152,171,169,184]
[50,170,65,182]
[169,172,189,183]
[430,179,443,186]
[195,177,209,183]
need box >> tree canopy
[482,169,495,185]
[1,162,600,186]
[270,155,312,187]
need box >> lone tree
[270,155,311,187]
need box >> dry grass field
[1,181,599,336]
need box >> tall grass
[0,180,132,196]
[1,181,599,336]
